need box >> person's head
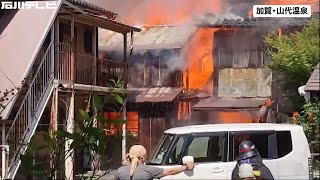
[239,141,259,162]
[128,145,147,163]
[126,145,147,177]
[239,163,256,180]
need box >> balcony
[55,43,125,87]
[97,58,125,87]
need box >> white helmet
[239,163,255,179]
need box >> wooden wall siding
[129,63,182,88]
[139,117,166,158]
[75,54,96,85]
[97,59,124,87]
[218,68,272,97]
[213,29,268,69]
[215,49,267,68]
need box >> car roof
[164,123,302,134]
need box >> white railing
[5,41,54,178]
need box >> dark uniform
[231,141,274,180]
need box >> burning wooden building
[192,14,316,123]
[98,14,316,157]
[99,25,200,157]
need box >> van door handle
[212,168,224,173]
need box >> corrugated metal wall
[212,29,272,98]
[218,68,272,97]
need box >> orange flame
[183,28,219,94]
[121,0,318,124]
[218,111,254,124]
[126,0,223,25]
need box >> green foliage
[264,19,320,87]
[298,102,320,153]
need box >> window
[187,137,209,160]
[59,23,71,43]
[277,131,292,158]
[149,134,174,164]
[230,131,277,161]
[168,136,187,164]
[186,135,227,163]
[84,29,93,54]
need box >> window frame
[275,131,293,158]
[164,132,228,165]
[84,28,93,54]
[228,130,278,161]
[166,134,189,165]
[148,133,175,165]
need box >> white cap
[239,163,255,178]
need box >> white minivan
[148,123,312,179]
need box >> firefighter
[231,141,274,180]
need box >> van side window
[276,131,292,158]
[186,135,227,163]
[150,134,174,164]
[168,136,186,164]
[230,131,277,161]
[187,137,209,160]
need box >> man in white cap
[116,145,194,180]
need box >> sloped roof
[128,87,183,103]
[305,63,320,92]
[61,0,140,33]
[192,97,268,110]
[99,25,197,51]
[196,12,319,28]
[67,0,117,19]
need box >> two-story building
[0,0,140,179]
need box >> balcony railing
[55,43,72,81]
[76,54,96,85]
[97,58,125,87]
[55,43,127,86]
[55,43,96,85]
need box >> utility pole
[122,32,128,160]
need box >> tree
[298,102,320,154]
[265,20,320,171]
[264,19,319,88]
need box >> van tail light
[308,157,313,180]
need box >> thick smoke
[94,0,317,75]
[131,49,188,72]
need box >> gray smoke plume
[95,0,316,78]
